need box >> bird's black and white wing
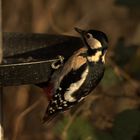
[43,48,88,122]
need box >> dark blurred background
[2,0,140,140]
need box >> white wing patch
[64,67,89,102]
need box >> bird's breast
[72,63,105,100]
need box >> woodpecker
[41,27,108,123]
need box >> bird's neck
[87,50,106,64]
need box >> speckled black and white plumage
[42,28,108,123]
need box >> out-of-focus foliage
[115,0,140,7]
[113,37,139,67]
[126,49,140,80]
[112,109,140,140]
[101,67,121,89]
[95,131,113,140]
[2,0,140,139]
[54,110,140,140]
[55,117,95,140]
[113,37,140,80]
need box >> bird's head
[75,27,108,63]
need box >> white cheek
[88,38,102,49]
[87,51,102,62]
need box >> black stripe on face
[59,63,87,94]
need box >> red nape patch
[42,83,53,101]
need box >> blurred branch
[0,0,2,63]
[0,87,3,140]
[0,0,3,139]
[12,97,44,140]
[61,95,100,140]
[61,104,83,140]
[108,59,140,89]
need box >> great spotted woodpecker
[41,28,108,123]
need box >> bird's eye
[86,34,90,38]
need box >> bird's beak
[74,27,86,37]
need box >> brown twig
[0,0,2,63]
[61,105,83,140]
[12,97,44,140]
[61,95,100,140]
[0,0,3,139]
[0,87,3,140]
[108,59,140,89]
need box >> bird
[40,27,108,123]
